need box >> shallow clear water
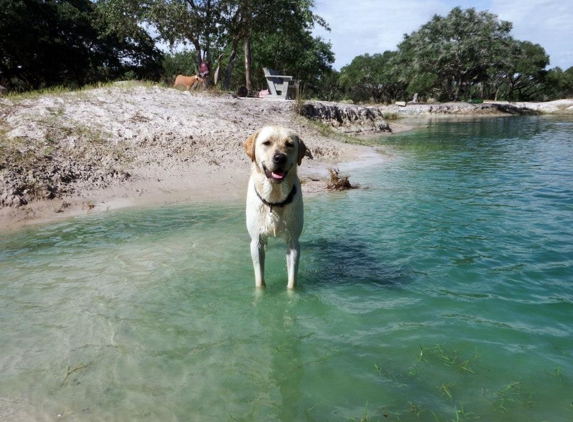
[1,116,573,421]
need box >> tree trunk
[202,0,212,88]
[203,47,211,88]
[189,41,203,78]
[223,46,238,90]
[213,53,223,86]
[455,78,462,101]
[244,35,252,93]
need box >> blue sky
[312,0,573,70]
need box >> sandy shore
[0,141,386,232]
[2,84,571,233]
[0,84,397,232]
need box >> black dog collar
[255,185,297,214]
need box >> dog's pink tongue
[272,170,285,180]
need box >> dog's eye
[285,142,294,148]
[262,140,271,146]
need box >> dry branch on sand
[326,168,359,191]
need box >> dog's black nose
[273,152,287,165]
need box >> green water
[1,116,572,421]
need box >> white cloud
[313,0,573,70]
[313,0,448,69]
[492,0,573,69]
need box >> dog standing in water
[244,126,308,289]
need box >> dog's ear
[297,138,308,165]
[244,131,259,162]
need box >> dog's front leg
[286,240,300,289]
[250,238,266,288]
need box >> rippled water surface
[1,116,572,421]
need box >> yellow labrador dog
[244,126,308,289]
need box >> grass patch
[0,111,131,205]
[4,80,158,102]
[410,344,479,376]
[291,82,305,115]
[433,344,479,374]
[301,118,367,145]
[60,361,93,387]
[363,343,556,421]
[493,381,535,412]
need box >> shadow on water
[302,236,411,288]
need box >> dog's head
[244,126,307,184]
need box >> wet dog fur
[244,126,308,289]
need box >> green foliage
[485,40,550,101]
[248,31,335,96]
[397,7,514,101]
[3,2,569,100]
[236,0,334,96]
[339,52,407,103]
[543,66,573,99]
[505,41,549,100]
[312,69,343,102]
[338,6,567,103]
[97,0,334,95]
[161,50,199,84]
[564,66,573,97]
[0,0,163,91]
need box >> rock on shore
[297,102,392,133]
[378,99,573,116]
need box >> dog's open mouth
[264,166,287,182]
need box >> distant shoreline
[377,99,573,116]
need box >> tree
[543,66,573,100]
[339,52,406,103]
[397,7,513,101]
[249,31,334,96]
[96,0,222,86]
[217,0,330,91]
[0,0,162,91]
[313,69,343,102]
[162,49,200,84]
[561,66,573,98]
[212,0,277,90]
[216,0,274,90]
[503,41,549,100]
[96,0,330,90]
[481,40,549,101]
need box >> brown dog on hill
[174,74,203,90]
